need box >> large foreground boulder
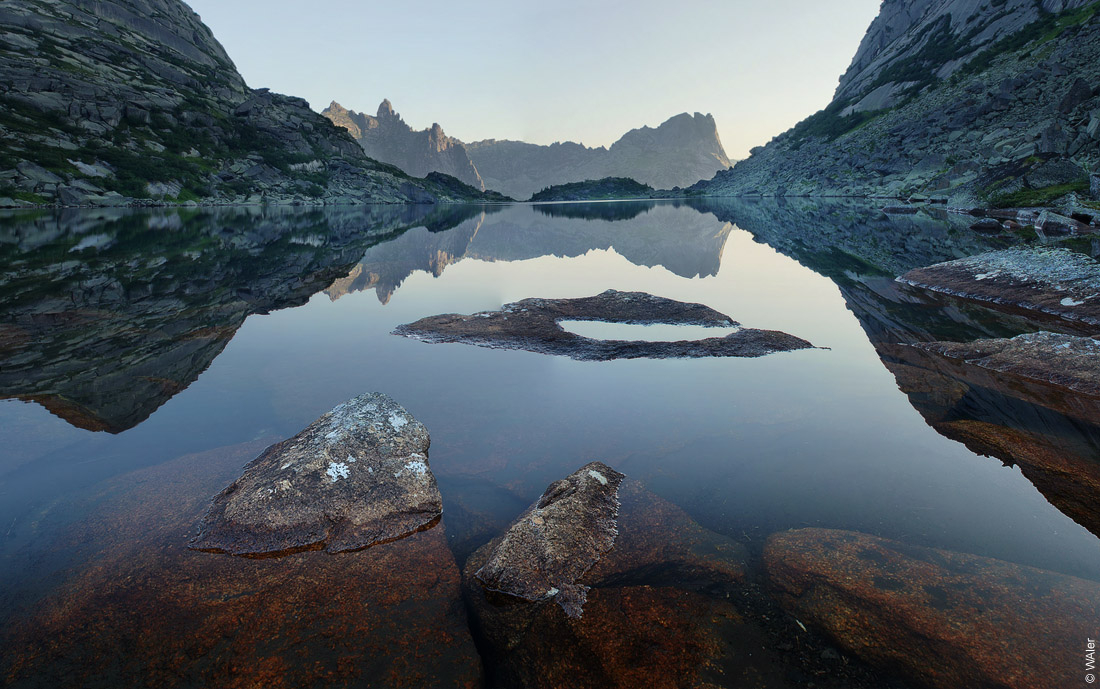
[764,528,1100,689]
[394,289,816,360]
[1,441,480,689]
[190,393,441,556]
[464,468,748,688]
[898,248,1100,326]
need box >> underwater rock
[474,461,625,618]
[190,393,441,556]
[394,289,816,361]
[463,473,747,688]
[898,248,1100,326]
[1,441,481,689]
[913,331,1100,397]
[764,528,1100,689]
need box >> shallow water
[1,199,1097,687]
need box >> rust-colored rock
[464,474,747,688]
[1,441,481,689]
[764,528,1100,689]
[395,289,816,361]
[190,393,441,556]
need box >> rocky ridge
[322,100,486,190]
[0,0,499,207]
[698,1,1100,206]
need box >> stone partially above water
[475,462,625,618]
[898,248,1100,326]
[190,393,441,557]
[765,528,1100,689]
[913,331,1100,398]
[394,289,816,361]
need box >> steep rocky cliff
[699,0,1100,206]
[322,100,485,190]
[0,0,497,206]
[467,112,731,200]
[324,99,731,201]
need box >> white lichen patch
[326,461,351,483]
[1062,297,1085,306]
[389,412,408,430]
[395,453,429,478]
[545,587,560,598]
[346,454,357,463]
[588,469,608,485]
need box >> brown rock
[2,441,481,689]
[475,462,625,618]
[913,331,1100,397]
[897,248,1100,326]
[464,474,747,688]
[764,528,1100,689]
[395,289,816,361]
[190,393,441,557]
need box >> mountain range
[323,100,731,200]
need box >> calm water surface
[1,199,1097,687]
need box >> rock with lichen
[190,393,441,557]
[474,461,625,618]
[897,248,1100,326]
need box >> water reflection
[2,199,1099,688]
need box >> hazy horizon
[185,1,881,159]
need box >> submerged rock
[190,393,441,557]
[474,461,625,618]
[395,289,816,361]
[2,441,480,689]
[463,472,748,688]
[898,248,1100,326]
[765,528,1100,689]
[914,331,1100,397]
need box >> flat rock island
[394,289,816,360]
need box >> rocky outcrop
[0,205,456,432]
[914,331,1100,396]
[474,462,625,618]
[765,528,1100,689]
[2,440,481,689]
[463,474,747,689]
[698,2,1100,205]
[191,393,440,556]
[322,100,486,190]
[468,112,731,200]
[898,247,1100,325]
[0,1,497,206]
[394,289,816,361]
[528,177,664,201]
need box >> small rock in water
[475,461,625,618]
[189,392,441,557]
[394,289,816,361]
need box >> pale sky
[184,1,881,159]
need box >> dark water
[1,200,1098,687]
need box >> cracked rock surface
[190,392,441,557]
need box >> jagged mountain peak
[377,98,397,119]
